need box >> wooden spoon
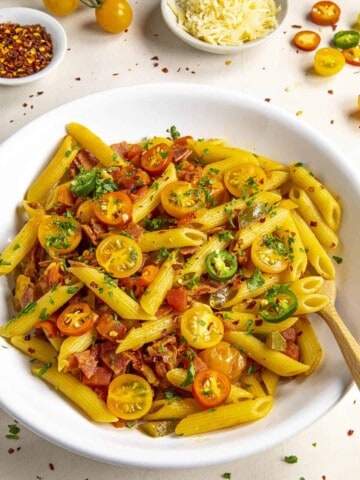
[318,280,360,389]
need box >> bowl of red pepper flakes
[0,7,67,86]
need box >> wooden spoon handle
[320,307,360,389]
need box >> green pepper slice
[259,285,298,323]
[206,250,238,281]
[333,30,360,49]
[70,168,97,197]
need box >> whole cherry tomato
[82,0,133,33]
[43,0,79,16]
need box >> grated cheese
[169,0,279,46]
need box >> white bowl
[0,7,67,86]
[161,0,288,54]
[0,83,359,468]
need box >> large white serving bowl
[0,83,359,469]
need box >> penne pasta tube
[22,200,45,218]
[175,396,274,436]
[294,293,329,315]
[202,153,259,176]
[0,282,83,338]
[289,276,324,296]
[294,316,323,376]
[138,228,207,252]
[188,139,245,162]
[263,170,290,191]
[0,216,43,275]
[225,384,254,402]
[11,336,58,364]
[144,398,202,420]
[224,331,309,376]
[58,327,97,372]
[289,163,341,231]
[26,135,80,203]
[116,316,176,353]
[241,373,267,397]
[222,311,298,335]
[277,214,308,282]
[261,369,279,396]
[166,368,192,391]
[66,122,126,168]
[31,364,118,423]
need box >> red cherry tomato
[310,1,341,26]
[141,143,173,175]
[192,368,231,408]
[293,30,321,51]
[342,46,360,66]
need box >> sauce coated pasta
[0,123,342,437]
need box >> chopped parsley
[247,268,265,291]
[180,363,195,387]
[221,474,232,479]
[6,424,20,440]
[284,455,298,464]
[0,258,11,266]
[332,255,343,264]
[167,125,181,140]
[34,362,52,377]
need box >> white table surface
[1,1,359,478]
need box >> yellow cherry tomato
[95,0,133,34]
[180,305,224,349]
[314,47,345,76]
[251,234,289,274]
[38,215,82,257]
[198,341,246,383]
[43,0,79,16]
[223,164,266,198]
[160,181,206,218]
[96,234,143,278]
[107,374,153,420]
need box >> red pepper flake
[8,448,14,454]
[49,463,55,471]
[264,98,271,102]
[347,429,354,436]
[37,91,44,96]
[162,67,169,73]
[151,56,159,61]
[328,89,334,94]
[322,476,327,480]
[291,24,302,29]
[0,22,53,78]
[310,220,318,227]
[75,77,81,81]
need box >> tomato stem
[80,0,103,8]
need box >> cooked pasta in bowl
[0,83,359,468]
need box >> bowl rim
[160,0,289,54]
[0,6,67,86]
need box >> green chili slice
[333,30,360,49]
[259,285,298,323]
[205,251,238,281]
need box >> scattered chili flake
[264,98,271,102]
[291,24,303,29]
[8,448,14,454]
[75,77,81,81]
[322,476,327,480]
[328,89,334,94]
[0,22,53,78]
[49,463,55,471]
[151,56,159,61]
[347,429,354,436]
[162,67,169,73]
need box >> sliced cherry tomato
[180,305,224,349]
[166,287,188,312]
[76,199,97,224]
[206,250,238,281]
[141,143,173,175]
[314,47,345,76]
[192,368,231,408]
[342,46,360,66]
[95,312,127,341]
[94,0,133,34]
[34,320,59,338]
[96,234,143,278]
[333,30,360,49]
[310,1,341,26]
[38,215,82,257]
[106,374,153,420]
[251,234,289,274]
[259,285,298,323]
[160,181,206,218]
[93,191,133,226]
[57,303,95,336]
[293,30,321,51]
[43,0,79,15]
[223,164,266,198]
[198,341,246,383]
[137,265,160,287]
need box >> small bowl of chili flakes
[0,7,67,86]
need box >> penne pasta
[277,214,307,281]
[294,293,329,315]
[289,276,324,296]
[58,327,97,372]
[144,398,202,420]
[11,336,58,364]
[222,311,298,335]
[294,316,323,376]
[261,369,280,396]
[138,228,207,252]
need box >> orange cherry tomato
[96,234,143,278]
[137,264,160,287]
[180,305,224,349]
[310,1,341,26]
[160,181,206,218]
[198,341,246,383]
[95,0,133,34]
[57,303,95,336]
[107,374,153,420]
[251,234,289,274]
[314,47,345,76]
[93,191,133,226]
[38,215,82,257]
[192,368,231,408]
[342,46,360,66]
[293,30,321,51]
[141,143,173,175]
[223,164,266,199]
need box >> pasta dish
[0,123,341,437]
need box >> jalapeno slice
[333,30,360,49]
[206,251,238,281]
[259,285,298,323]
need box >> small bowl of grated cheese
[161,0,288,54]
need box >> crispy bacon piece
[177,163,203,183]
[70,149,97,175]
[81,366,113,387]
[96,313,128,342]
[100,342,132,375]
[68,349,98,379]
[172,147,193,164]
[110,165,151,191]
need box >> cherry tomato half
[314,47,345,76]
[96,234,143,278]
[57,303,95,336]
[192,368,231,408]
[342,46,360,66]
[180,305,224,349]
[95,0,133,34]
[293,30,321,52]
[310,1,341,26]
[223,164,266,198]
[251,234,289,274]
[43,0,79,16]
[198,341,246,383]
[141,143,173,176]
[107,374,153,420]
[93,191,133,226]
[160,181,206,218]
[38,215,82,257]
